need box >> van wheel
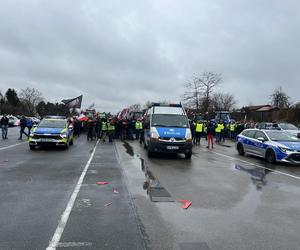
[185,153,192,159]
[237,143,244,155]
[266,149,276,163]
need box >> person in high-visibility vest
[215,121,222,143]
[194,120,204,145]
[220,122,226,142]
[107,119,115,143]
[101,118,108,142]
[229,122,236,140]
[135,120,143,140]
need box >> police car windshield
[39,119,66,128]
[279,123,298,130]
[265,131,299,142]
[151,114,189,128]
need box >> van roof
[153,106,185,115]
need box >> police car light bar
[151,103,182,107]
[44,115,66,119]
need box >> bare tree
[199,72,222,112]
[212,92,237,111]
[270,86,290,108]
[183,72,222,112]
[19,87,43,115]
[182,77,202,112]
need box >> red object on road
[179,199,192,209]
[96,181,110,185]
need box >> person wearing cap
[0,114,9,139]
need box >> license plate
[40,138,53,142]
[166,146,179,150]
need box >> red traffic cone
[96,181,110,185]
[179,199,192,209]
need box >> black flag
[61,95,83,109]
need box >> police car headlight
[60,133,67,138]
[150,127,159,139]
[30,133,34,137]
[185,129,192,141]
[278,146,294,153]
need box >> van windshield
[151,114,189,128]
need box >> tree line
[182,71,292,113]
[0,87,70,117]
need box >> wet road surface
[117,139,300,250]
[1,128,300,249]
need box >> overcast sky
[0,0,299,113]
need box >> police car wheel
[266,149,276,163]
[237,143,245,155]
[64,140,69,149]
[29,145,35,150]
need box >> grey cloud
[0,0,299,113]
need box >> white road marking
[208,149,300,181]
[46,140,99,250]
[0,141,27,151]
[57,242,92,248]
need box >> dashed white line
[0,141,27,151]
[46,140,99,250]
[206,149,300,181]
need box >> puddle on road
[122,140,134,157]
[140,158,174,202]
[235,164,273,190]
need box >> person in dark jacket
[26,118,33,135]
[86,118,94,141]
[206,122,215,149]
[1,114,9,139]
[19,116,28,140]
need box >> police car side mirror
[257,137,265,142]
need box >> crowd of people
[77,113,144,143]
[190,120,245,149]
[1,111,249,151]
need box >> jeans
[19,126,28,139]
[1,125,8,139]
[215,132,221,142]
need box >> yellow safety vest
[215,124,222,133]
[135,121,143,130]
[102,121,108,131]
[195,123,203,132]
[107,123,115,131]
[230,124,235,132]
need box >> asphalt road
[1,128,300,250]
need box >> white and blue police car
[236,129,300,164]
